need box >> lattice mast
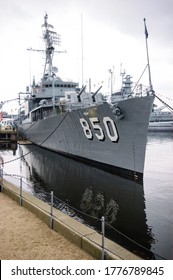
[41,13,61,80]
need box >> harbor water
[0,132,173,260]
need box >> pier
[0,128,17,143]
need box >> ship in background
[110,76,173,132]
[18,14,154,182]
[149,105,173,132]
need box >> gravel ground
[0,192,94,260]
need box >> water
[0,132,173,259]
[144,133,173,260]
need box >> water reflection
[19,144,155,258]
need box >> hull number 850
[79,117,119,142]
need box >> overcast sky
[0,0,173,111]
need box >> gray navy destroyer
[18,14,154,182]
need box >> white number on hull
[79,118,93,139]
[89,117,105,140]
[103,116,118,142]
[80,117,118,142]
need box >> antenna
[27,47,66,54]
[108,67,114,95]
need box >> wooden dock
[18,140,32,145]
[0,129,17,143]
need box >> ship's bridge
[33,79,79,99]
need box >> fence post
[0,167,3,192]
[50,191,53,229]
[20,176,22,206]
[101,216,105,260]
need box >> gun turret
[92,86,102,102]
[77,85,86,102]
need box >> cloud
[0,0,173,106]
[67,0,173,45]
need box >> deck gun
[92,86,102,102]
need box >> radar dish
[52,67,58,73]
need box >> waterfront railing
[0,169,165,260]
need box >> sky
[0,0,173,112]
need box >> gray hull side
[19,96,154,179]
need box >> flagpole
[81,13,84,87]
[144,18,153,92]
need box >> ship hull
[18,95,154,182]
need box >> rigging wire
[132,64,173,113]
[131,64,148,94]
[153,92,173,113]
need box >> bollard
[101,216,105,260]
[20,176,22,206]
[50,191,54,229]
